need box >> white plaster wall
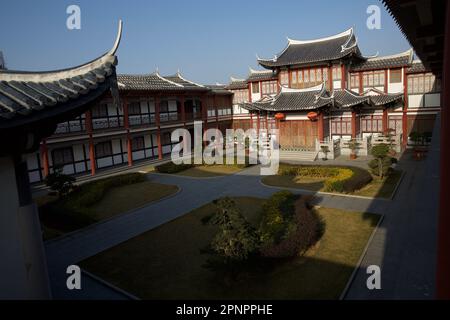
[97,157,113,169]
[333,80,341,89]
[387,68,404,93]
[408,94,424,108]
[425,93,441,107]
[133,150,145,160]
[168,100,177,111]
[107,103,116,117]
[140,101,149,113]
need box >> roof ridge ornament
[108,19,123,56]
[176,72,205,88]
[155,72,184,87]
[287,27,353,45]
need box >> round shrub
[260,195,324,258]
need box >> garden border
[339,213,385,300]
[44,184,182,245]
[81,269,140,300]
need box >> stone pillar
[40,140,49,178]
[85,110,95,175]
[0,155,51,299]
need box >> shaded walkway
[345,115,440,299]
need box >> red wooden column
[402,67,408,147]
[40,140,49,178]
[288,68,292,88]
[382,108,388,134]
[351,110,357,138]
[85,110,96,175]
[155,96,163,160]
[201,96,209,147]
[248,83,252,102]
[437,0,450,299]
[359,72,363,94]
[384,69,389,93]
[214,95,219,129]
[123,97,133,167]
[341,64,346,89]
[318,112,324,142]
[328,66,333,90]
[179,96,185,126]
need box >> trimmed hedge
[260,193,324,258]
[279,164,373,193]
[39,172,146,232]
[155,162,194,174]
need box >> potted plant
[320,145,330,161]
[409,132,425,160]
[384,128,397,157]
[346,139,361,160]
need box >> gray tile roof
[246,68,277,82]
[368,92,403,106]
[205,84,232,95]
[226,78,248,90]
[242,84,332,112]
[118,72,209,92]
[407,61,429,74]
[350,49,413,71]
[333,89,370,107]
[118,73,184,91]
[258,28,362,68]
[241,86,403,112]
[0,24,122,126]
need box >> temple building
[228,28,441,159]
[24,71,232,183]
[21,27,442,181]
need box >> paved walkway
[44,141,438,299]
[345,116,440,300]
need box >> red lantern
[274,113,285,120]
[307,111,318,121]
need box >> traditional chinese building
[23,71,232,183]
[228,28,441,157]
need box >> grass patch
[353,170,403,199]
[176,165,242,177]
[38,173,178,240]
[262,164,401,199]
[80,197,380,299]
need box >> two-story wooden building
[228,28,441,152]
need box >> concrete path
[344,117,440,300]
[44,143,437,299]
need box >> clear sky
[0,0,411,84]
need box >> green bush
[279,164,372,193]
[208,197,260,261]
[259,191,297,247]
[155,162,194,173]
[44,166,76,197]
[39,173,146,232]
[260,196,325,258]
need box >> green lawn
[176,164,243,177]
[261,167,403,199]
[80,197,380,299]
[38,176,178,240]
[353,170,403,199]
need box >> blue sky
[0,0,410,84]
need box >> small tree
[320,145,330,161]
[209,198,260,261]
[370,144,390,178]
[346,139,361,159]
[44,166,75,197]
